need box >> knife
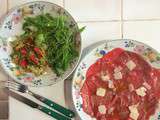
[9,90,71,120]
[28,91,75,118]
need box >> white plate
[72,39,160,120]
[0,1,81,87]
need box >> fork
[1,80,75,118]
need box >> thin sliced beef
[81,82,94,116]
[80,48,160,120]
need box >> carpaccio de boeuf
[80,48,160,120]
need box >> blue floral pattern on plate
[72,39,160,120]
[0,1,81,87]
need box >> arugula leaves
[22,13,83,76]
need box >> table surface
[1,0,160,120]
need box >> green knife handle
[30,92,75,118]
[38,105,71,120]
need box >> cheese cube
[129,84,134,92]
[96,88,106,97]
[126,60,136,71]
[98,105,106,114]
[114,72,122,80]
[129,105,139,120]
[108,80,114,89]
[135,87,147,97]
[92,118,97,120]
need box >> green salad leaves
[11,13,84,76]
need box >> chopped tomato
[29,53,39,65]
[20,48,27,56]
[34,47,43,58]
[19,59,28,67]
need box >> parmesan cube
[136,87,147,97]
[108,80,114,89]
[101,75,110,81]
[126,60,136,71]
[96,88,106,97]
[129,105,139,120]
[92,118,97,120]
[114,72,122,80]
[129,84,135,92]
[98,105,106,114]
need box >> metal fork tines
[0,80,28,93]
[0,80,75,118]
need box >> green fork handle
[30,91,75,118]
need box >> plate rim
[0,0,82,87]
[71,38,160,120]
